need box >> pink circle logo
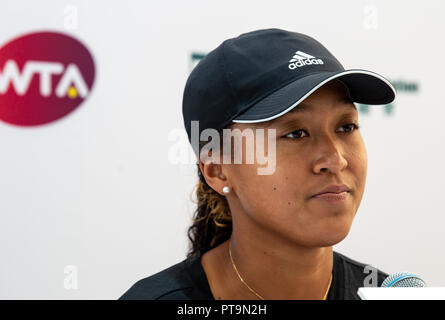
[0,31,95,126]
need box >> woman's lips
[312,191,350,202]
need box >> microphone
[358,272,435,299]
[381,272,426,287]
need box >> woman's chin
[289,222,353,248]
[316,230,350,247]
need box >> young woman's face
[224,80,368,247]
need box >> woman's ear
[199,160,229,196]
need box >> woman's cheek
[348,139,368,206]
[234,170,285,215]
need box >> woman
[120,28,396,300]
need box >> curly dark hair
[186,129,233,258]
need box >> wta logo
[0,31,95,126]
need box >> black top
[119,249,388,300]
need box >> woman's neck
[226,233,333,300]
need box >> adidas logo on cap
[288,51,324,69]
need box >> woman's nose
[312,138,348,174]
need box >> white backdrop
[0,0,444,299]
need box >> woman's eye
[337,123,360,133]
[283,123,360,140]
[284,130,308,139]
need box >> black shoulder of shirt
[119,250,389,300]
[330,251,388,300]
[119,250,213,300]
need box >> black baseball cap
[183,28,396,153]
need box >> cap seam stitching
[221,41,241,120]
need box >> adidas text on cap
[182,28,396,153]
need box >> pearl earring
[222,186,230,194]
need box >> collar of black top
[182,28,396,151]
